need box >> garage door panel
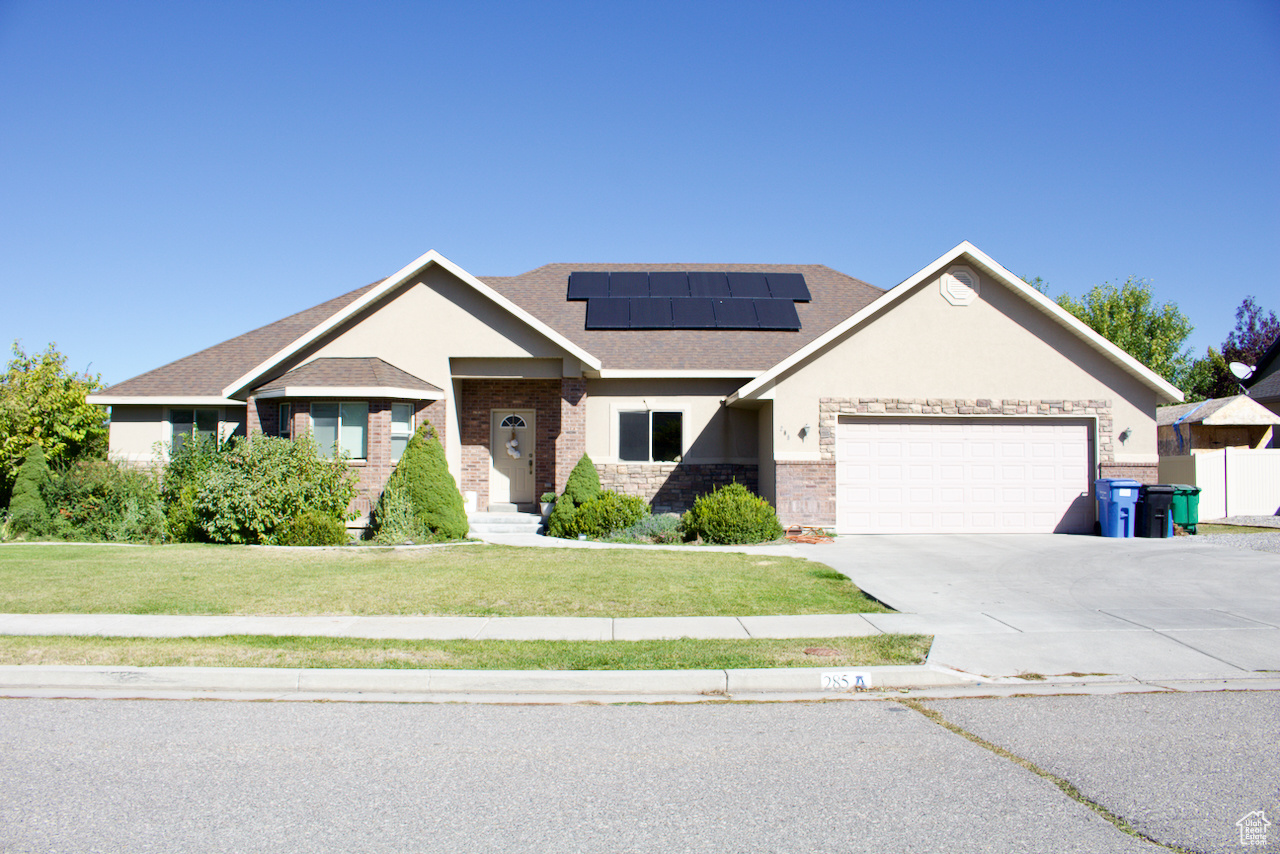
[837,417,1093,534]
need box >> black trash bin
[1136,484,1175,538]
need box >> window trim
[615,407,685,463]
[310,401,369,461]
[276,403,292,439]
[390,403,415,463]
[169,407,220,452]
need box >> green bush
[161,436,224,542]
[371,421,467,542]
[612,512,681,544]
[568,491,649,539]
[278,510,349,546]
[547,454,601,538]
[46,458,165,543]
[6,444,53,537]
[186,434,357,544]
[680,482,784,544]
[370,475,421,544]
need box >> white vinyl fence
[1159,448,1280,519]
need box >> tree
[1055,278,1194,388]
[0,342,107,505]
[1184,296,1279,401]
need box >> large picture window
[391,403,414,462]
[312,402,368,459]
[619,410,682,462]
[171,409,218,451]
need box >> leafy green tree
[1055,278,1194,388]
[6,443,54,536]
[371,421,467,542]
[0,342,107,504]
[1184,297,1279,401]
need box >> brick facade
[459,378,586,512]
[775,397,1118,527]
[597,463,758,514]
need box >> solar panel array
[569,271,810,330]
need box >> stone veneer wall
[596,463,758,515]
[775,397,1117,527]
[459,378,585,512]
[245,395,444,522]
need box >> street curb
[0,663,978,697]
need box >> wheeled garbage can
[1170,484,1202,535]
[1095,478,1141,538]
[1136,484,1175,538]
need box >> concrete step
[468,511,545,536]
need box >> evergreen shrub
[679,482,784,544]
[371,421,467,542]
[6,444,53,536]
[278,510,349,546]
[547,454,601,538]
[569,491,649,539]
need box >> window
[391,403,414,462]
[619,410,682,462]
[171,409,218,451]
[312,402,368,459]
[276,403,291,439]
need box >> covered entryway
[490,410,536,507]
[836,417,1094,534]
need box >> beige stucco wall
[279,265,580,480]
[584,378,756,464]
[763,267,1164,464]
[105,405,246,463]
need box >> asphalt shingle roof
[254,357,441,394]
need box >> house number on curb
[821,671,872,691]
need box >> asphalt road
[3,693,1275,853]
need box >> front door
[490,410,535,507]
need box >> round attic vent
[940,266,979,306]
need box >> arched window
[500,414,527,429]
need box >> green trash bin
[1170,484,1201,534]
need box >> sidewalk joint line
[980,612,1025,633]
[1154,630,1252,673]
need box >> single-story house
[88,241,1183,534]
[1242,334,1280,446]
[1157,395,1280,456]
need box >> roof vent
[940,266,979,306]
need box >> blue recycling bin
[1095,478,1141,538]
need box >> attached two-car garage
[835,417,1095,534]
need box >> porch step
[468,510,545,536]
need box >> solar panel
[765,272,811,301]
[648,271,690,297]
[585,298,630,329]
[567,271,609,300]
[630,298,674,328]
[609,272,649,297]
[670,298,717,328]
[753,298,801,330]
[726,272,770,298]
[688,271,731,297]
[712,298,759,328]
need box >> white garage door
[836,417,1094,534]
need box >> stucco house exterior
[88,242,1182,534]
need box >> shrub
[278,510,349,546]
[547,454,601,538]
[680,482,784,544]
[370,475,421,544]
[568,491,649,539]
[186,434,358,544]
[6,444,53,537]
[46,458,165,543]
[161,436,224,542]
[614,512,682,544]
[371,421,467,542]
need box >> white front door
[490,410,536,506]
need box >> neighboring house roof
[1157,395,1280,427]
[253,357,443,400]
[483,263,884,372]
[728,241,1186,405]
[1243,333,1280,402]
[92,280,385,400]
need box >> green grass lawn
[0,543,889,618]
[0,633,929,670]
[1194,524,1276,535]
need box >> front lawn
[0,634,929,670]
[0,544,889,618]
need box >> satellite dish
[1229,362,1255,381]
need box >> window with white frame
[312,402,368,459]
[391,403,414,462]
[619,410,683,462]
[276,403,291,439]
[171,409,219,451]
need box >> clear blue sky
[2,0,1277,386]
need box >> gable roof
[253,357,443,400]
[728,241,1186,405]
[1157,395,1280,427]
[482,263,883,372]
